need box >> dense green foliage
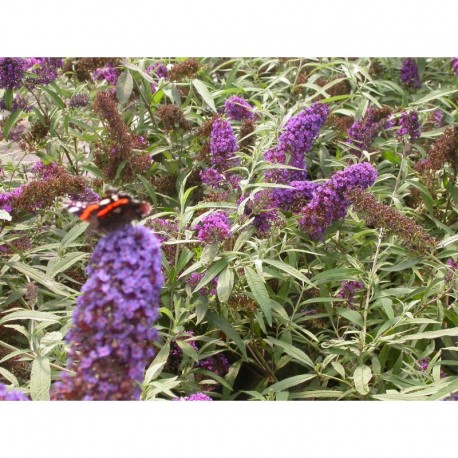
[1,57,458,400]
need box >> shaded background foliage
[1,57,458,400]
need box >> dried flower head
[168,59,200,82]
[347,187,436,254]
[157,104,190,132]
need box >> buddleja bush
[1,57,458,401]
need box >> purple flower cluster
[199,353,230,377]
[25,58,63,86]
[397,110,421,142]
[444,392,458,401]
[0,95,32,113]
[200,168,225,188]
[264,103,329,182]
[336,280,364,309]
[147,62,168,79]
[0,384,29,401]
[51,225,163,400]
[400,58,421,89]
[299,162,377,240]
[225,96,255,121]
[452,58,458,76]
[69,93,90,108]
[210,119,239,171]
[195,211,232,243]
[173,392,213,401]
[347,107,391,155]
[0,186,24,213]
[92,64,119,85]
[0,58,28,89]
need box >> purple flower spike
[51,225,163,400]
[299,162,377,240]
[400,58,421,89]
[210,119,239,171]
[265,103,329,183]
[0,384,29,401]
[225,96,255,121]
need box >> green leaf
[267,337,314,369]
[42,87,65,109]
[195,296,208,324]
[0,367,19,386]
[353,364,372,396]
[194,258,228,292]
[60,222,89,249]
[192,79,216,112]
[244,266,272,326]
[206,311,247,359]
[47,252,88,278]
[217,268,234,303]
[0,310,61,326]
[311,268,360,285]
[393,327,458,343]
[116,71,134,104]
[3,110,23,141]
[337,308,364,327]
[200,242,219,264]
[144,342,171,384]
[30,356,51,401]
[412,87,458,105]
[0,209,12,221]
[6,261,76,296]
[331,361,346,378]
[263,374,315,394]
[380,258,421,272]
[262,259,311,284]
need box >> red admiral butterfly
[64,190,151,232]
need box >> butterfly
[64,189,151,232]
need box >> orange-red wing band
[79,204,101,221]
[95,198,130,218]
